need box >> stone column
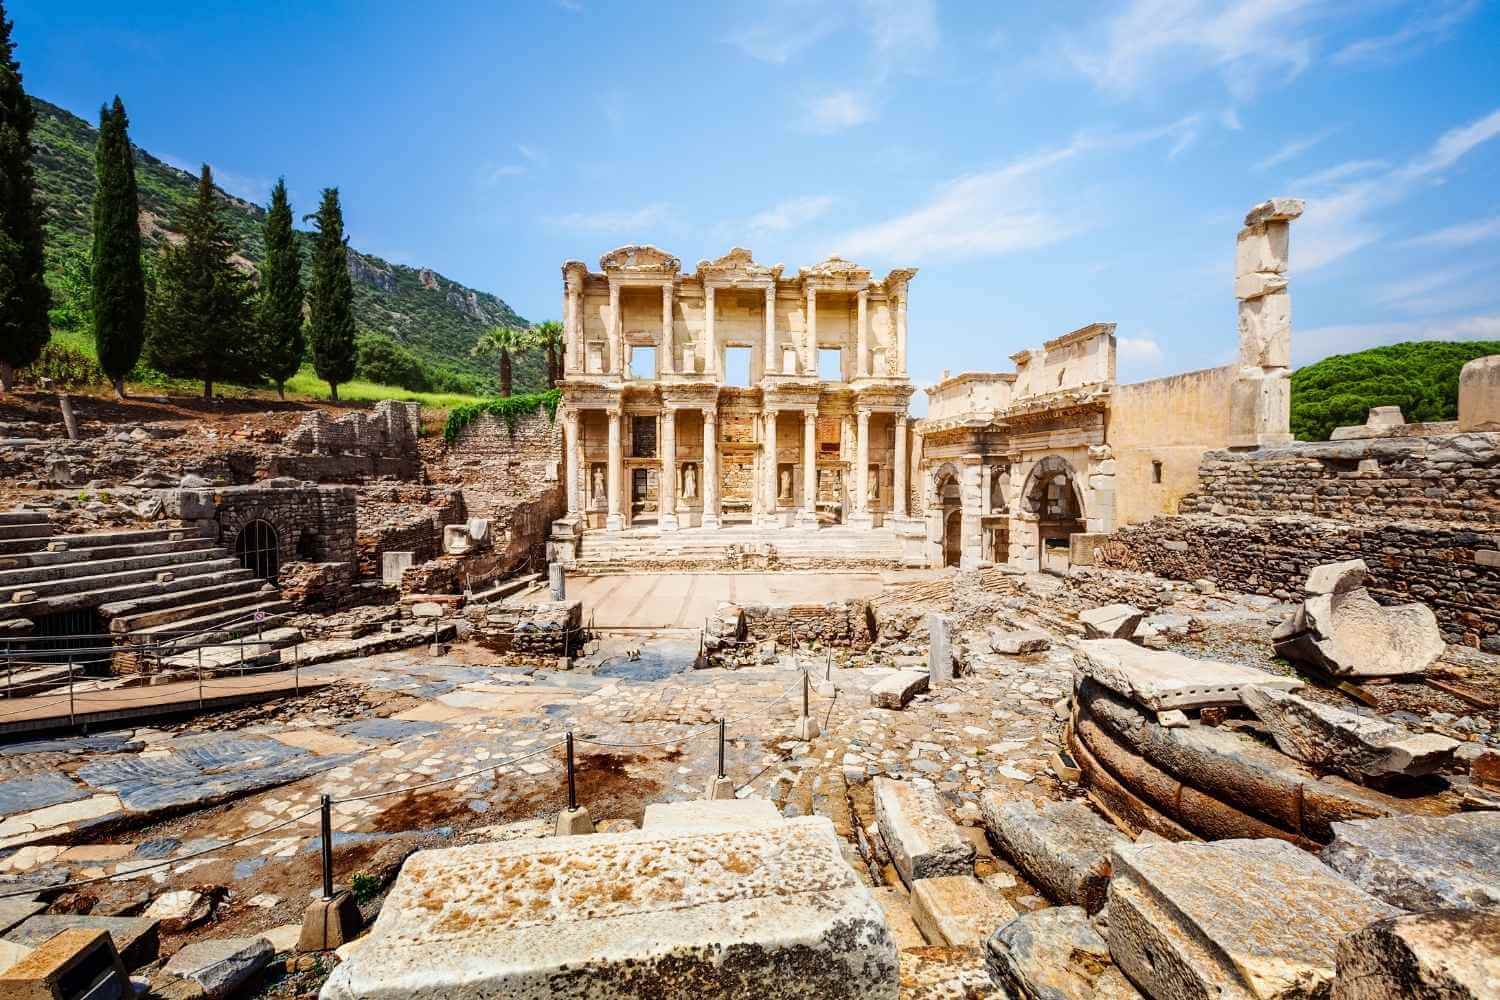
[762,408,779,527]
[704,285,717,376]
[851,408,872,528]
[856,288,868,377]
[764,284,777,375]
[606,409,623,532]
[608,282,622,375]
[702,407,720,529]
[797,408,818,529]
[661,283,674,376]
[804,286,817,376]
[893,415,908,517]
[659,408,678,531]
[1231,198,1304,448]
[564,269,582,375]
[895,291,908,376]
[564,408,580,516]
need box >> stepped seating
[0,509,301,675]
[576,524,907,574]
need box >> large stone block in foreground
[1106,838,1398,1000]
[1079,639,1301,711]
[873,777,974,887]
[319,816,898,999]
[1319,812,1500,910]
[1334,909,1500,1000]
[979,793,1127,914]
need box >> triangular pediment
[599,244,681,274]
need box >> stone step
[97,577,273,623]
[6,565,256,619]
[0,544,228,590]
[0,524,216,557]
[0,522,54,544]
[0,537,225,576]
[136,599,294,645]
[106,583,280,633]
[0,557,244,610]
[0,510,51,526]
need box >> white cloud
[1296,313,1500,365]
[802,90,877,132]
[516,144,543,163]
[1118,336,1165,362]
[727,0,936,71]
[1254,128,1337,171]
[1219,108,1243,131]
[1401,214,1500,249]
[158,153,272,204]
[554,0,583,11]
[1333,0,1478,66]
[1288,159,1386,190]
[1406,108,1500,177]
[749,195,837,233]
[547,204,672,234]
[863,0,938,70]
[485,164,526,181]
[1374,264,1496,314]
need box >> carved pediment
[599,245,681,275]
[798,255,871,284]
[694,247,782,282]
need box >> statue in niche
[682,463,697,499]
[868,466,880,501]
[591,466,606,505]
[779,467,792,500]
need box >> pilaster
[849,408,873,529]
[702,407,720,529]
[659,408,678,531]
[662,283,675,376]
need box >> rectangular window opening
[1151,460,1163,484]
[818,348,843,382]
[724,347,753,387]
[628,346,657,381]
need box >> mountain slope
[31,97,541,391]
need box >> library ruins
[1,198,1498,1000]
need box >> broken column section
[1230,198,1303,448]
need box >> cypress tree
[305,187,356,401]
[145,165,257,398]
[91,96,146,399]
[0,1,50,392]
[256,178,304,400]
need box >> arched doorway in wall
[234,519,280,581]
[1020,456,1086,566]
[937,472,962,567]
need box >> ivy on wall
[443,388,561,443]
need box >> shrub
[356,333,431,392]
[23,343,106,389]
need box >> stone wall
[278,560,356,611]
[463,599,582,658]
[356,486,465,580]
[273,400,421,481]
[168,480,359,568]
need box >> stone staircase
[576,524,908,574]
[0,509,300,674]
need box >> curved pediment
[598,244,681,275]
[694,247,782,282]
[798,255,872,285]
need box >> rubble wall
[356,486,465,580]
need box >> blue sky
[13,0,1500,401]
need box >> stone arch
[233,518,280,581]
[1019,455,1087,565]
[931,462,964,568]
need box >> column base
[704,776,736,801]
[659,513,679,532]
[701,513,722,530]
[606,513,624,532]
[756,512,784,529]
[795,715,820,740]
[554,806,595,836]
[847,513,875,530]
[795,510,818,530]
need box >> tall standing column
[563,269,582,375]
[798,408,817,529]
[894,415,908,518]
[702,407,720,529]
[659,408,677,531]
[762,409,779,527]
[704,285,717,376]
[564,408,580,516]
[661,284,674,376]
[764,285,777,375]
[606,409,623,532]
[608,283,622,375]
[895,292,908,376]
[804,286,817,376]
[851,408,872,528]
[856,289,869,377]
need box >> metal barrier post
[67,654,75,726]
[197,667,204,710]
[320,794,334,900]
[802,670,809,720]
[565,732,577,812]
[294,644,300,697]
[717,718,726,780]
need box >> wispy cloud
[516,144,543,163]
[547,204,672,234]
[1296,313,1500,365]
[748,195,837,233]
[1254,127,1338,171]
[158,153,272,204]
[1375,264,1496,313]
[727,0,937,72]
[554,0,583,11]
[1333,0,1478,66]
[1401,214,1500,249]
[801,90,877,133]
[1288,159,1386,190]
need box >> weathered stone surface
[979,794,1126,914]
[1106,838,1398,1000]
[1458,354,1500,432]
[1334,909,1500,1000]
[985,906,1142,1000]
[870,887,925,950]
[988,627,1052,655]
[1079,604,1143,639]
[874,778,975,887]
[0,937,30,973]
[5,914,159,970]
[0,928,128,1000]
[163,935,273,999]
[0,898,44,935]
[1319,813,1500,910]
[1079,639,1301,711]
[1275,582,1445,679]
[870,670,929,710]
[1305,559,1368,596]
[898,945,996,998]
[928,613,954,684]
[319,817,899,999]
[1241,686,1457,779]
[910,876,1017,948]
[143,888,214,933]
[641,797,783,835]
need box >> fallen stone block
[870,887,925,950]
[870,670,929,710]
[874,778,975,887]
[5,914,158,971]
[910,875,1017,948]
[1319,812,1500,910]
[987,627,1052,655]
[320,816,899,999]
[162,935,273,999]
[1334,909,1500,1000]
[1305,559,1368,597]
[0,928,129,1000]
[1106,838,1398,1000]
[1079,604,1143,639]
[1273,563,1445,679]
[1080,639,1302,711]
[979,794,1127,914]
[985,906,1142,1000]
[640,797,783,835]
[898,945,995,997]
[142,888,214,933]
[1241,685,1457,780]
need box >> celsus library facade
[550,200,1303,572]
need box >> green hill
[1290,340,1500,440]
[31,97,543,392]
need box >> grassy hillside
[1291,340,1500,440]
[31,97,545,392]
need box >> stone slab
[979,793,1127,914]
[1241,685,1457,779]
[985,906,1142,1000]
[318,816,899,999]
[870,670,929,710]
[1334,909,1500,1000]
[870,887,926,950]
[1106,838,1398,1000]
[1079,639,1302,711]
[0,937,30,973]
[1279,588,1445,679]
[1319,812,1500,910]
[1079,604,1143,639]
[910,875,1017,948]
[987,627,1052,655]
[0,898,45,935]
[874,778,975,887]
[641,797,783,835]
[163,935,274,998]
[5,913,159,971]
[927,613,954,685]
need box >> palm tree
[532,320,564,385]
[471,324,530,397]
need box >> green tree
[46,245,91,333]
[256,178,304,400]
[145,164,258,398]
[532,319,563,385]
[356,332,430,391]
[0,0,50,392]
[305,187,357,401]
[471,324,531,397]
[91,96,146,398]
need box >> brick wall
[191,481,358,567]
[355,485,464,580]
